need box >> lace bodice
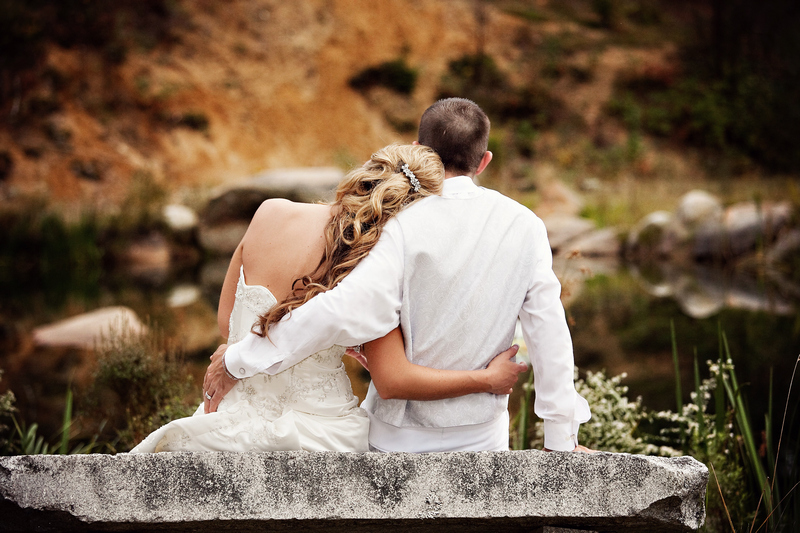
[227,267,346,368]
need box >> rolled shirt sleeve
[519,217,591,451]
[224,218,406,378]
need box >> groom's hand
[485,345,527,395]
[203,344,237,414]
[543,445,598,453]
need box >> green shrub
[349,58,418,95]
[0,370,16,454]
[178,111,210,132]
[85,323,195,451]
[438,54,563,130]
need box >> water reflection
[1,257,798,445]
[630,262,795,319]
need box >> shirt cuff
[543,419,579,451]
[222,342,252,378]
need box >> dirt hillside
[0,0,673,208]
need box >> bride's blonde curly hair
[255,143,444,335]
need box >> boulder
[537,179,585,218]
[0,450,707,532]
[166,285,202,308]
[695,201,792,259]
[32,306,147,349]
[198,167,344,255]
[558,228,621,258]
[162,204,199,233]
[626,211,674,258]
[541,215,596,252]
[672,274,725,319]
[630,263,794,318]
[197,220,250,256]
[122,232,171,283]
[675,190,722,231]
[766,228,800,264]
[723,201,792,257]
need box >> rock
[537,179,585,218]
[162,204,199,233]
[673,273,725,319]
[198,220,250,256]
[723,201,792,257]
[766,228,800,264]
[122,232,171,284]
[167,291,223,354]
[628,262,675,298]
[675,190,722,231]
[694,201,792,259]
[166,285,202,308]
[541,215,596,252]
[198,167,344,255]
[558,228,621,258]
[631,263,794,318]
[32,306,147,349]
[0,451,707,532]
[626,211,674,258]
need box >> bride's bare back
[217,199,332,337]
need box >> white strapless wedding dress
[130,267,369,453]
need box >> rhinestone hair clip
[399,161,420,192]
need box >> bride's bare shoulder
[249,198,330,231]
[253,198,325,217]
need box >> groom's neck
[444,171,473,179]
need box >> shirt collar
[441,175,483,199]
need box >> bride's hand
[484,345,527,395]
[345,346,369,371]
[203,344,237,414]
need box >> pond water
[1,255,798,453]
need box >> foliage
[0,171,169,297]
[604,0,800,172]
[1,372,101,456]
[349,58,418,96]
[513,367,678,455]
[0,369,16,454]
[177,111,210,133]
[439,53,563,129]
[513,317,799,532]
[115,170,169,232]
[85,323,195,451]
[0,199,103,307]
[0,1,177,66]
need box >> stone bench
[0,450,707,532]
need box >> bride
[131,144,524,454]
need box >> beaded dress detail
[131,267,368,453]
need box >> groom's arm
[223,218,406,378]
[518,216,591,452]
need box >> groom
[208,98,591,452]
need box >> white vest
[363,178,542,428]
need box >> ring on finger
[204,391,212,400]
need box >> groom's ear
[475,151,493,176]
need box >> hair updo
[256,143,444,334]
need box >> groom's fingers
[501,344,520,360]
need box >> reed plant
[1,376,101,456]
[512,323,799,532]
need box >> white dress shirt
[225,176,590,451]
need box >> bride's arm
[217,243,244,339]
[364,328,526,400]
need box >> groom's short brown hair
[418,98,490,176]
